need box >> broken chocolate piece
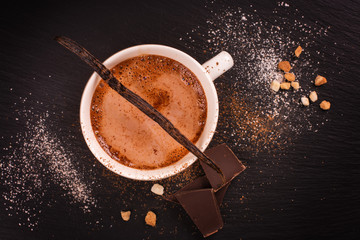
[175,189,223,237]
[215,182,230,206]
[164,176,211,203]
[164,176,230,206]
[201,144,246,191]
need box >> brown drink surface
[90,55,207,169]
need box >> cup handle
[202,51,234,81]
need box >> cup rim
[80,44,219,181]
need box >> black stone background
[1,0,359,239]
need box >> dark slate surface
[1,0,359,239]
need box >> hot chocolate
[90,55,207,169]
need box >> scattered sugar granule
[273,72,284,82]
[1,104,97,230]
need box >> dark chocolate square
[164,176,230,206]
[175,188,223,237]
[201,143,246,191]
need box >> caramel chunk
[295,46,303,57]
[309,91,318,102]
[284,72,295,82]
[145,211,156,227]
[320,100,331,110]
[151,183,164,195]
[280,82,291,90]
[314,75,327,86]
[270,80,281,92]
[278,61,291,72]
[301,96,310,106]
[121,211,131,221]
[291,81,300,90]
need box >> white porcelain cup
[80,44,233,181]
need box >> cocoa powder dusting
[229,94,287,154]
